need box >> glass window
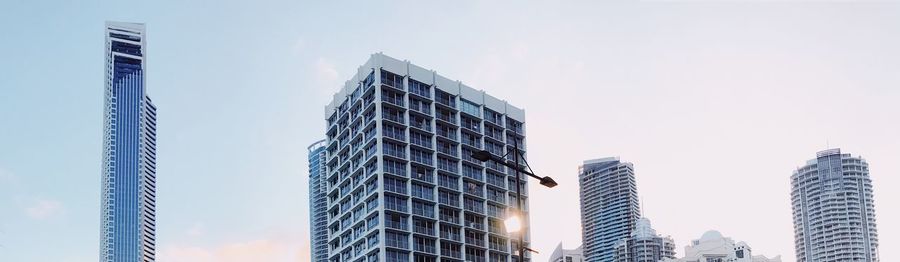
[460,99,481,117]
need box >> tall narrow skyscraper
[100,21,157,262]
[791,148,879,262]
[579,158,640,262]
[322,53,530,262]
[308,139,329,262]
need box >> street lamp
[504,214,522,233]
[471,138,556,262]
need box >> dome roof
[700,230,723,241]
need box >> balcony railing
[437,128,457,141]
[382,95,404,107]
[437,113,457,124]
[409,102,431,115]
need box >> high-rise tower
[322,53,530,262]
[100,21,157,262]
[612,218,676,262]
[578,158,640,262]
[791,148,879,262]
[309,139,329,262]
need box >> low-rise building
[662,231,781,262]
[551,243,585,262]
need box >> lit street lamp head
[539,176,558,188]
[504,215,522,233]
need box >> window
[382,141,406,159]
[381,69,403,89]
[412,200,435,218]
[440,224,462,241]
[485,125,504,142]
[437,140,457,157]
[368,232,380,247]
[381,88,404,106]
[409,96,431,114]
[437,156,458,173]
[410,131,432,148]
[385,232,409,249]
[384,176,407,194]
[462,132,481,148]
[385,212,408,230]
[382,159,406,176]
[436,123,457,141]
[367,213,379,229]
[386,250,409,262]
[487,203,505,218]
[484,109,503,125]
[363,71,375,87]
[437,108,456,124]
[410,114,431,131]
[464,181,483,197]
[439,207,460,224]
[486,187,505,203]
[438,173,459,190]
[506,119,523,134]
[464,197,484,214]
[436,89,456,108]
[413,236,437,254]
[487,218,504,234]
[382,124,405,141]
[413,217,435,236]
[488,236,506,251]
[411,165,433,183]
[384,195,408,212]
[408,79,431,98]
[414,254,436,262]
[368,250,380,262]
[462,164,483,181]
[411,183,434,200]
[465,246,486,262]
[382,105,404,124]
[489,252,508,262]
[460,99,481,117]
[486,172,505,189]
[461,115,480,132]
[438,189,460,207]
[410,148,433,165]
[485,141,503,156]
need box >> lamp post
[471,138,556,262]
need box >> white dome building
[661,230,781,262]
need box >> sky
[1,0,899,261]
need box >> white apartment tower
[322,53,531,262]
[578,158,640,262]
[791,149,879,262]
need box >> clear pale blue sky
[2,1,899,261]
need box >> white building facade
[550,243,584,262]
[791,148,879,262]
[579,158,640,262]
[613,218,676,262]
[322,53,531,262]
[662,231,781,262]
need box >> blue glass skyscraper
[100,21,157,262]
[308,139,329,262]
